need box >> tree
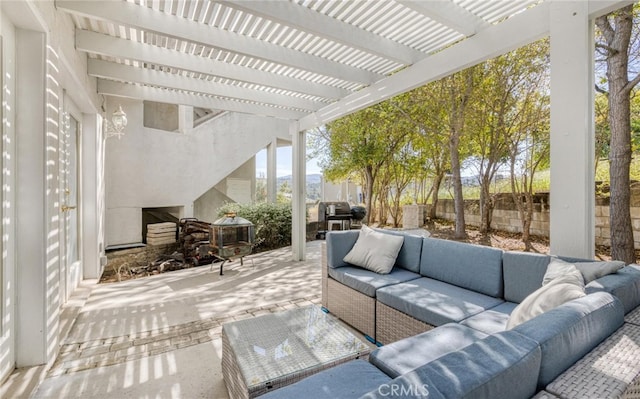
[324,103,409,224]
[508,84,550,250]
[466,41,547,234]
[445,68,477,239]
[392,88,451,220]
[385,140,417,227]
[596,4,640,264]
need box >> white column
[180,203,195,219]
[291,122,306,261]
[549,1,595,258]
[82,113,102,279]
[16,29,48,366]
[179,105,193,133]
[267,139,277,203]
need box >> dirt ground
[102,219,626,284]
[426,219,616,261]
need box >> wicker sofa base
[326,278,376,339]
[376,301,435,345]
[546,322,640,399]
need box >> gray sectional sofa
[263,229,640,399]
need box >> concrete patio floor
[1,240,343,399]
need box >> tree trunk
[596,6,637,264]
[609,85,634,263]
[479,176,494,234]
[448,70,474,239]
[522,192,534,252]
[429,172,444,219]
[450,131,467,239]
[364,167,374,225]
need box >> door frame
[59,93,83,303]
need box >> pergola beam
[77,30,349,100]
[218,0,425,65]
[57,0,381,85]
[299,2,551,131]
[299,0,632,131]
[397,0,489,36]
[88,59,322,112]
[98,80,305,120]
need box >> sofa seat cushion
[586,265,640,313]
[328,266,421,298]
[361,330,542,399]
[512,291,625,389]
[420,237,504,297]
[369,323,488,378]
[460,302,518,335]
[260,359,390,399]
[376,277,504,327]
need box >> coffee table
[221,305,371,399]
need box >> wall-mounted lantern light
[105,105,128,139]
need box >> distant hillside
[277,174,322,201]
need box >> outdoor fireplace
[210,212,255,275]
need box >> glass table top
[223,305,371,389]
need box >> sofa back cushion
[512,291,624,389]
[326,230,360,268]
[326,229,424,273]
[375,229,423,273]
[502,251,550,303]
[420,237,503,297]
[586,265,640,313]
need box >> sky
[255,146,322,178]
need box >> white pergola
[56,0,635,261]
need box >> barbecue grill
[317,201,361,239]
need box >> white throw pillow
[507,264,585,329]
[543,257,624,285]
[542,258,584,285]
[343,225,404,274]
[574,260,625,284]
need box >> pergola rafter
[88,59,325,111]
[58,0,384,85]
[53,0,637,262]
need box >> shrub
[217,202,292,252]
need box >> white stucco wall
[105,103,290,246]
[1,1,103,382]
[1,9,18,383]
[194,157,256,223]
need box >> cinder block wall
[406,187,640,249]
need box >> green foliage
[217,202,292,252]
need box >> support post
[179,105,193,133]
[82,113,102,279]
[291,122,306,261]
[267,139,277,203]
[549,1,595,258]
[16,29,49,366]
